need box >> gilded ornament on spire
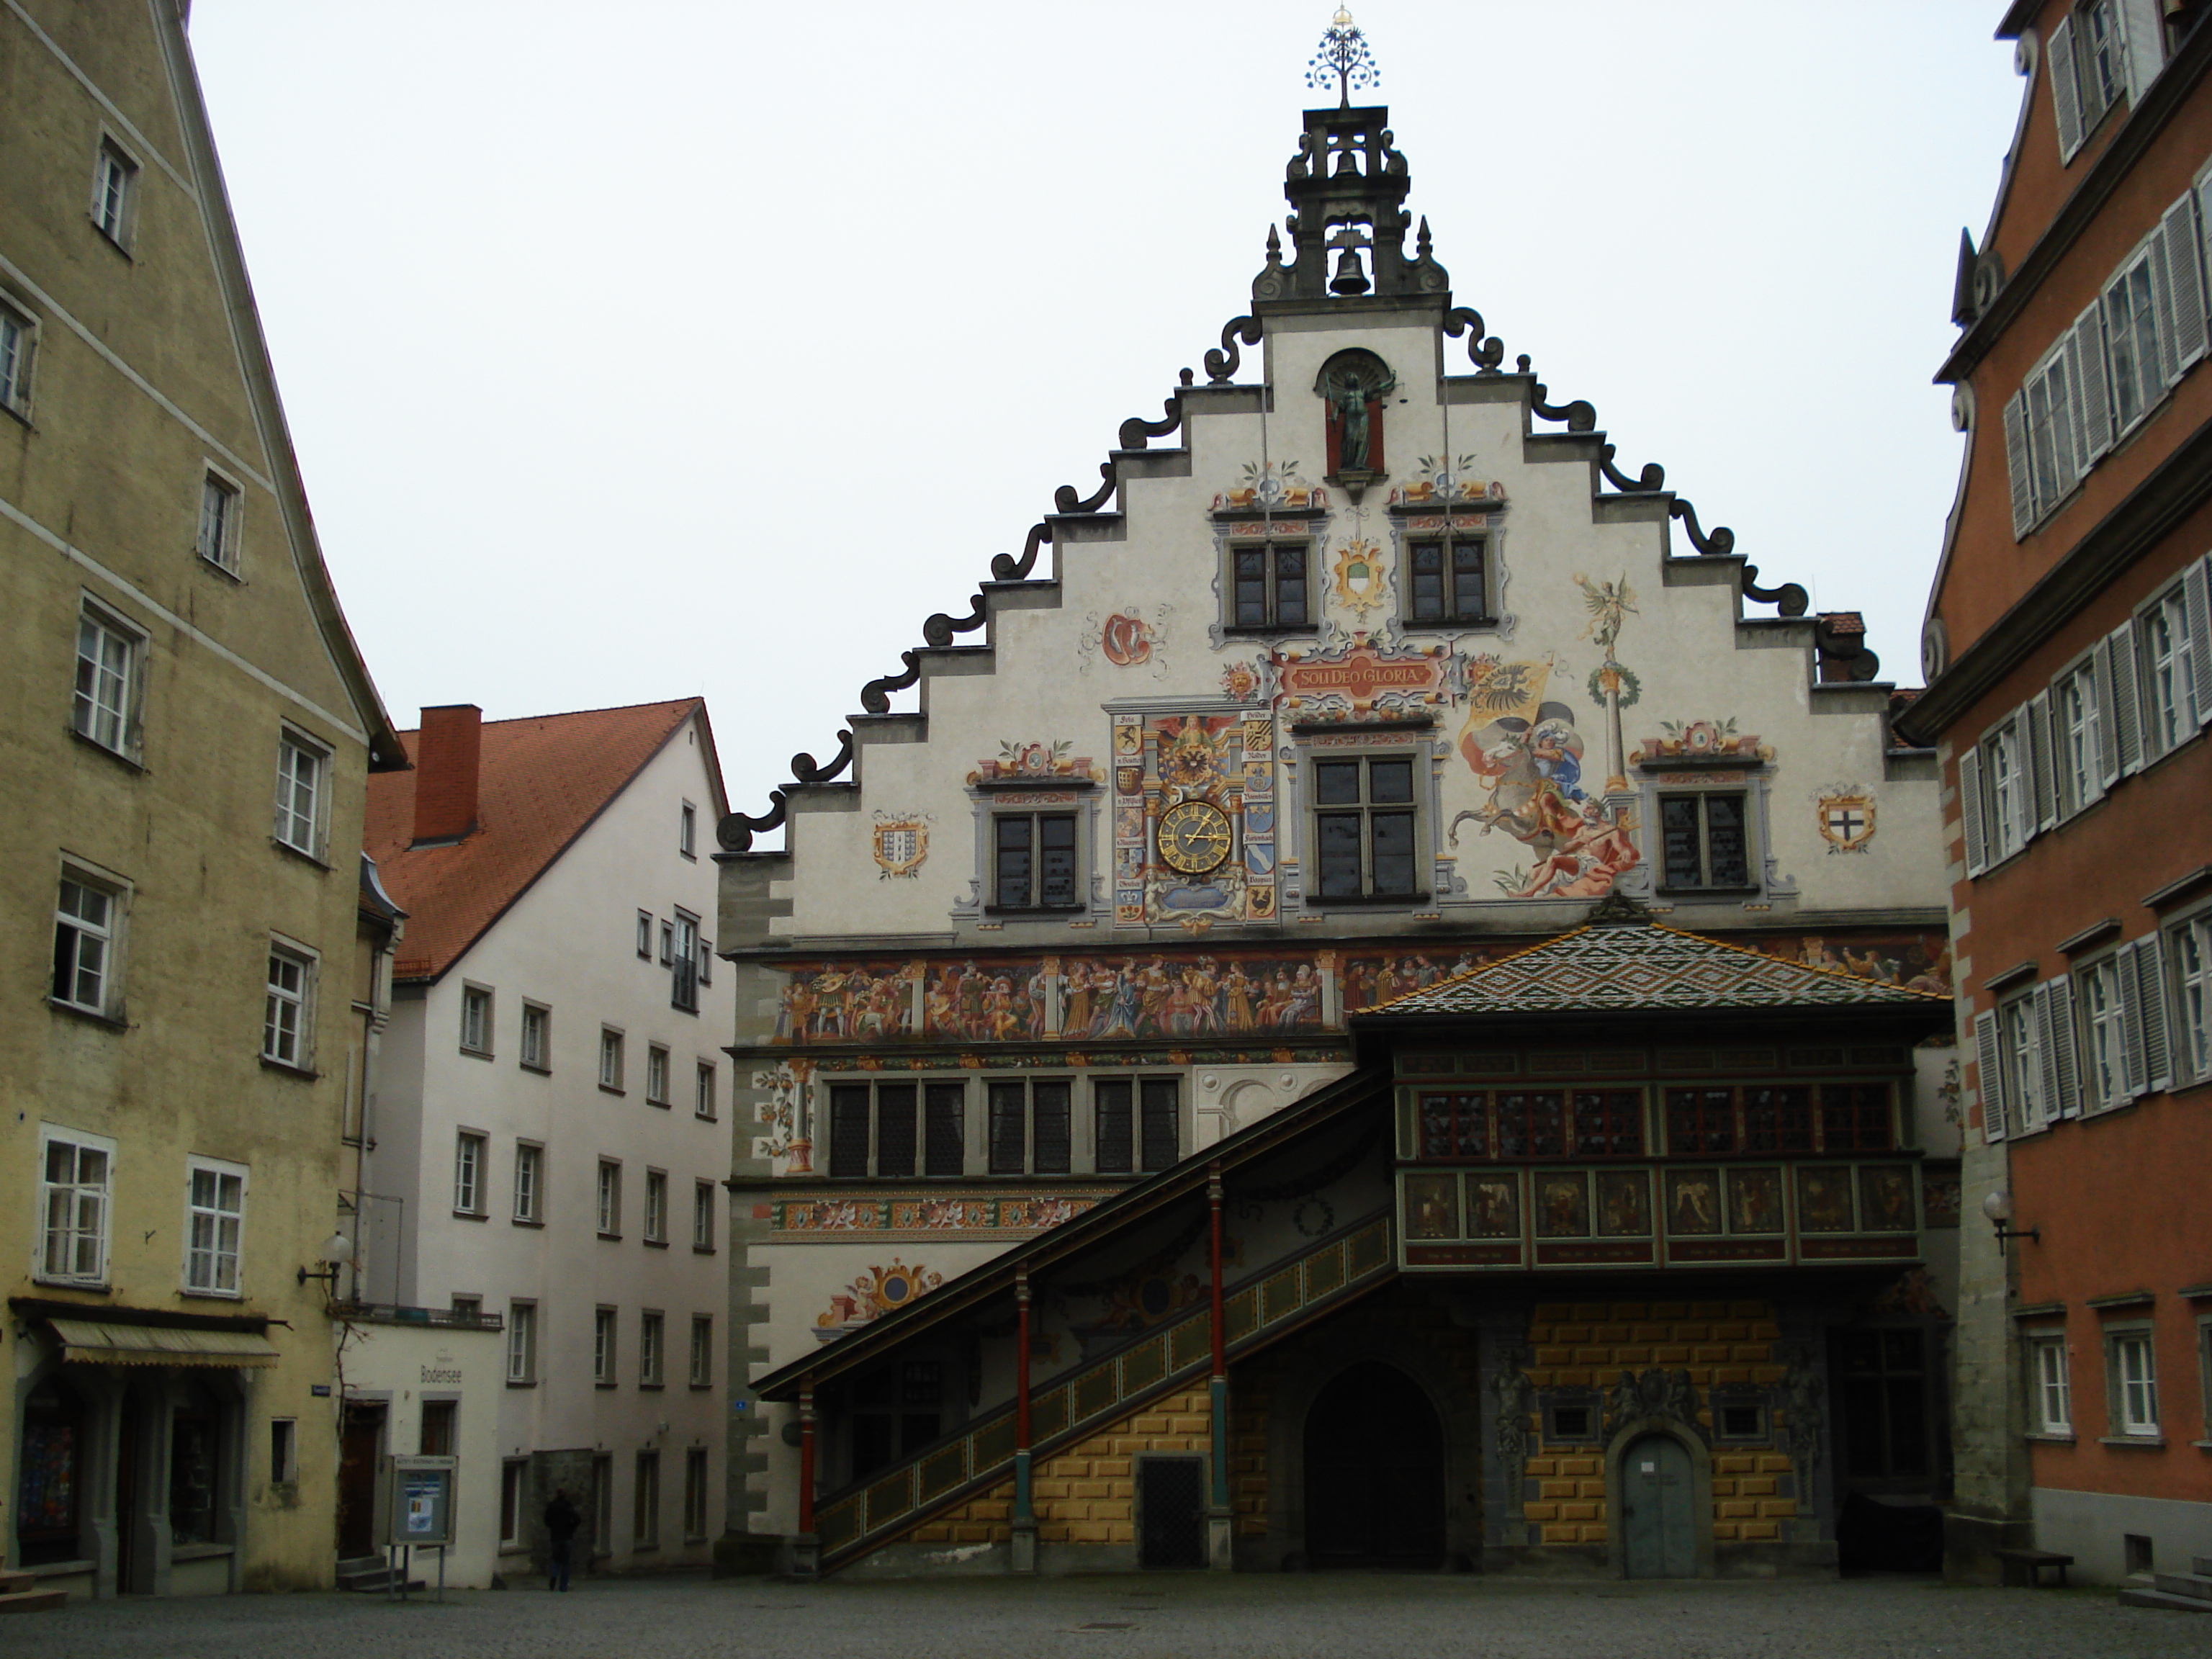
[1305,6,1380,109]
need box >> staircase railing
[814,1209,1394,1568]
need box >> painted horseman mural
[715,11,1957,1582]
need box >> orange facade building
[1901,0,2212,1593]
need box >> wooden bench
[1993,1547,2074,1588]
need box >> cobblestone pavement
[22,1572,2208,1659]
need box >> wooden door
[1620,1433,1696,1578]
[336,1406,383,1558]
[1303,1361,1444,1566]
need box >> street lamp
[1981,1189,2039,1246]
[297,1231,354,1287]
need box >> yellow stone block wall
[1519,1299,1794,1547]
[905,1385,1213,1549]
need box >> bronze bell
[1329,247,1371,296]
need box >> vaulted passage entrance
[1303,1361,1444,1567]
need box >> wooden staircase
[814,1210,1395,1573]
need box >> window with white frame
[2105,246,2166,432]
[520,1002,549,1071]
[506,1300,537,1384]
[599,1028,624,1090]
[596,1159,621,1236]
[2139,580,2203,760]
[73,601,142,757]
[262,943,313,1069]
[2108,1326,2160,1437]
[2047,0,2164,163]
[694,1060,716,1120]
[197,472,241,571]
[460,985,493,1056]
[680,801,697,858]
[639,1310,665,1387]
[2078,953,2129,1110]
[2028,1332,2072,1434]
[90,138,138,248]
[183,1157,246,1295]
[2053,658,2105,818]
[274,728,330,857]
[454,1131,487,1215]
[52,869,122,1017]
[637,909,655,959]
[0,298,34,417]
[38,1127,113,1285]
[689,1315,713,1388]
[1961,701,2059,877]
[513,1141,541,1224]
[2000,991,2048,1135]
[643,1170,668,1244]
[593,1306,616,1385]
[692,1179,715,1251]
[500,1460,526,1545]
[2171,910,2211,1084]
[646,1044,670,1106]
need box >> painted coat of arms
[872,812,930,878]
[1331,540,1388,615]
[1814,788,1876,854]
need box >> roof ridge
[395,696,701,737]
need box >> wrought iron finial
[1305,6,1379,109]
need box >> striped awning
[49,1318,279,1368]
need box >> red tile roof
[365,699,714,983]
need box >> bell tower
[1254,9,1450,305]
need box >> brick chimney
[412,704,482,845]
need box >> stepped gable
[1360,920,1949,1017]
[365,698,706,981]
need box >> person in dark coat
[543,1489,581,1591]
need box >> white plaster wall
[366,712,731,1570]
[338,1321,505,1587]
[769,303,1943,940]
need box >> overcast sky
[186,3,2023,830]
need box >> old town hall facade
[714,59,1963,1578]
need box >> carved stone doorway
[1303,1361,1444,1567]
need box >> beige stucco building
[1,0,403,1596]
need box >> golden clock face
[1159,800,1232,876]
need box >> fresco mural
[814,1259,944,1341]
[1387,453,1503,507]
[1079,606,1170,675]
[1450,652,1642,901]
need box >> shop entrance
[1303,1361,1444,1567]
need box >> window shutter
[2146,224,2184,387]
[2185,554,2212,727]
[1973,1008,2007,1141]
[2117,940,2148,1097]
[2046,974,2082,1118]
[1959,744,1989,878]
[2026,692,2057,834]
[2049,15,2085,162]
[2071,298,2116,464]
[2119,0,2166,104]
[2028,982,2056,1133]
[2002,390,2035,537]
[2108,621,2143,773]
[2092,637,2123,785]
[2160,193,2209,373]
[2133,932,2170,1092]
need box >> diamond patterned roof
[1359,922,1949,1017]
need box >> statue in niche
[1316,350,1395,485]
